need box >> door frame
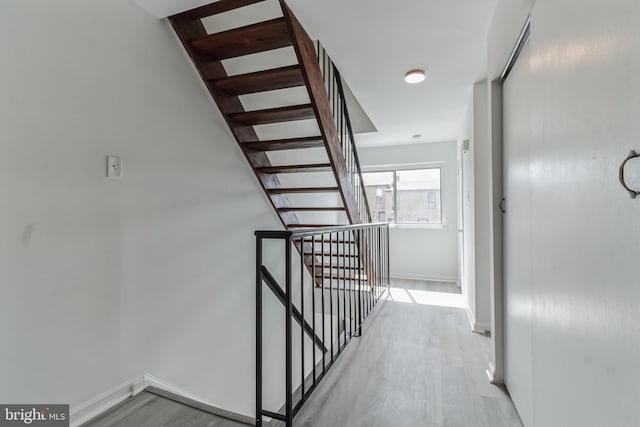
[487,16,531,385]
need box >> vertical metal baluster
[371,227,375,304]
[256,235,262,427]
[334,73,338,132]
[374,228,378,301]
[376,227,380,300]
[285,237,292,426]
[349,230,353,339]
[380,226,384,295]
[357,229,362,336]
[363,228,367,317]
[329,232,334,365]
[300,238,305,399]
[378,227,382,298]
[371,228,375,309]
[365,228,369,315]
[342,231,346,347]
[374,228,378,303]
[372,227,376,309]
[336,231,341,354]
[311,235,317,386]
[341,87,345,153]
[372,228,376,308]
[322,49,327,96]
[321,236,326,375]
[387,224,390,289]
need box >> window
[362,168,442,225]
[362,171,394,223]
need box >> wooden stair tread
[303,239,356,244]
[229,104,314,126]
[313,252,358,257]
[278,207,345,212]
[176,0,268,22]
[315,271,368,280]
[190,18,291,61]
[244,136,324,151]
[288,225,342,229]
[212,65,304,95]
[317,265,361,270]
[268,187,339,194]
[257,163,332,174]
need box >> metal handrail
[331,66,373,222]
[255,222,390,427]
[316,42,373,224]
[256,222,389,239]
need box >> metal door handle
[499,198,506,213]
[619,150,640,199]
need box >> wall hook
[618,150,640,199]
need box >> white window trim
[362,162,447,228]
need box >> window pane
[396,169,441,224]
[362,171,394,223]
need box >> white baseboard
[70,375,146,426]
[465,305,491,334]
[71,373,253,426]
[391,274,458,283]
[143,374,254,425]
[486,362,504,385]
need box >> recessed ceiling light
[404,69,426,84]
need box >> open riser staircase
[169,1,389,425]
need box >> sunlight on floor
[388,287,466,308]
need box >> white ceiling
[134,0,497,147]
[286,0,497,147]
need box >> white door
[503,41,534,427]
[502,1,640,426]
[457,141,464,289]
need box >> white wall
[459,101,475,308]
[458,82,492,333]
[490,0,640,426]
[0,0,285,419]
[358,142,459,282]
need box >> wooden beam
[171,0,268,24]
[280,1,361,225]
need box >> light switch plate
[106,156,123,179]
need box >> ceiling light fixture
[404,69,426,84]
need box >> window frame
[361,163,445,228]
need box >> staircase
[169,2,388,425]
[169,0,370,235]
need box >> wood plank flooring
[294,279,523,427]
[81,390,250,427]
[82,279,521,427]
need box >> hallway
[294,279,523,427]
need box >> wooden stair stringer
[169,14,302,230]
[280,1,361,226]
[170,3,376,289]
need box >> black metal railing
[256,223,389,426]
[316,42,372,225]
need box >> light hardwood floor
[83,279,522,427]
[294,279,523,427]
[81,390,250,427]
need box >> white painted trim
[70,373,254,427]
[465,305,491,334]
[70,375,146,427]
[486,362,504,385]
[391,274,458,283]
[143,376,254,425]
